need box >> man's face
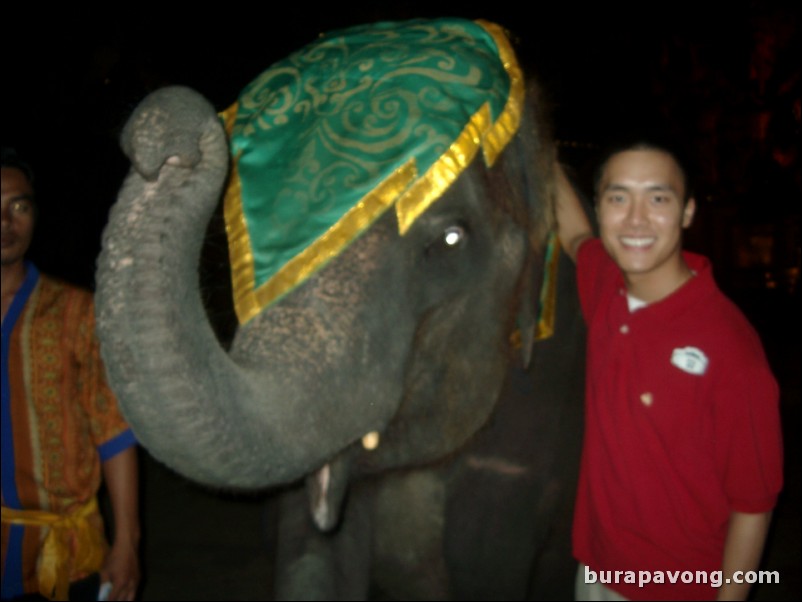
[1,166,36,268]
[596,149,695,294]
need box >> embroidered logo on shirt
[671,346,709,375]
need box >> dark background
[4,2,800,599]
[4,2,799,293]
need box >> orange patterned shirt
[1,265,136,598]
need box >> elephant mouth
[305,431,381,531]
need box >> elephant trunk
[95,87,351,489]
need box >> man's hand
[101,446,141,601]
[100,538,140,601]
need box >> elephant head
[95,18,557,531]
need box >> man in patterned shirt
[2,148,140,601]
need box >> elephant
[95,18,585,600]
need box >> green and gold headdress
[220,18,524,324]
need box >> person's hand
[100,539,140,601]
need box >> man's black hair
[592,135,697,203]
[1,146,36,188]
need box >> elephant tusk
[361,431,380,450]
[310,463,331,529]
[306,454,351,532]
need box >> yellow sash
[2,498,106,601]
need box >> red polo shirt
[572,239,783,601]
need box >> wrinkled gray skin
[96,83,584,600]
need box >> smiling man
[555,141,783,601]
[592,148,696,303]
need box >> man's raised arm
[554,162,593,262]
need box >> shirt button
[620,324,629,334]
[640,392,653,406]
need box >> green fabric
[226,18,513,291]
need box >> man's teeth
[621,237,655,247]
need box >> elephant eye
[443,225,466,247]
[425,224,467,258]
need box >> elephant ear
[509,76,559,367]
[516,233,561,368]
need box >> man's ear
[682,197,696,228]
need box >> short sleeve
[576,238,613,323]
[713,332,783,513]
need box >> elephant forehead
[220,18,524,325]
